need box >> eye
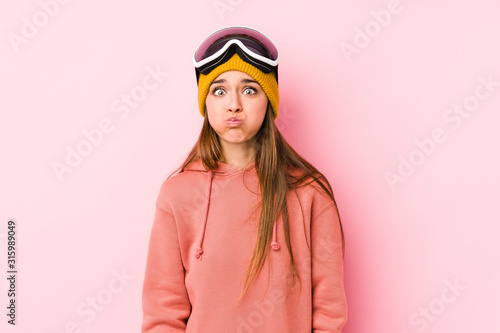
[212,87,225,96]
[243,87,257,95]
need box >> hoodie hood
[183,159,280,260]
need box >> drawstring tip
[195,247,204,259]
[271,241,280,251]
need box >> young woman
[142,26,347,332]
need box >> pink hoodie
[142,159,347,332]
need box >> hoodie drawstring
[271,221,280,251]
[194,168,280,260]
[195,170,214,260]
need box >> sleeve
[141,190,192,332]
[311,199,348,333]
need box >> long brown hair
[169,102,345,303]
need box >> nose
[227,90,242,113]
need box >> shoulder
[287,165,333,197]
[287,166,338,218]
[155,167,207,209]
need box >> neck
[219,138,257,169]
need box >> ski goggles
[193,26,279,82]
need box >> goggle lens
[203,35,274,61]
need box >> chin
[220,134,252,144]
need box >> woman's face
[206,70,268,148]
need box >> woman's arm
[311,199,348,333]
[142,197,191,332]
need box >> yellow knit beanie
[198,53,279,120]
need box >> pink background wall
[1,0,499,332]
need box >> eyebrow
[210,78,259,86]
